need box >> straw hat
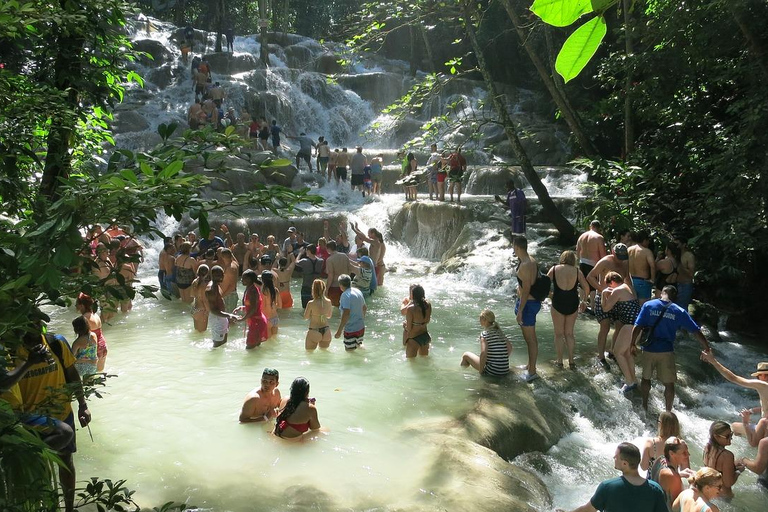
[751,362,768,377]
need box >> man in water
[239,368,281,422]
[209,82,225,108]
[426,143,440,200]
[675,236,695,311]
[282,226,298,257]
[350,146,368,196]
[335,274,366,350]
[495,178,526,236]
[587,243,631,370]
[225,25,234,52]
[700,354,768,446]
[576,220,607,310]
[557,443,667,512]
[295,244,324,309]
[15,320,92,512]
[270,120,282,154]
[631,285,712,412]
[230,232,248,273]
[206,265,239,347]
[513,236,541,382]
[289,132,316,172]
[325,239,352,307]
[218,248,239,313]
[628,230,655,304]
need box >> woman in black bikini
[547,250,590,369]
[703,421,744,498]
[303,279,333,350]
[401,284,432,358]
[655,244,680,294]
[175,242,199,304]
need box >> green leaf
[555,15,607,82]
[531,0,593,27]
[591,0,617,13]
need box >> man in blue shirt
[631,285,711,412]
[335,274,366,350]
[558,443,667,512]
[197,229,225,255]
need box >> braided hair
[261,270,277,306]
[274,377,310,437]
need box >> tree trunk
[501,0,599,158]
[40,32,83,200]
[726,0,768,82]
[409,24,418,76]
[259,0,270,65]
[463,3,576,243]
[419,25,435,73]
[214,0,224,53]
[174,0,186,27]
[622,0,635,157]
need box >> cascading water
[60,16,768,512]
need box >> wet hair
[369,228,383,243]
[666,244,682,260]
[312,279,326,300]
[205,248,215,258]
[590,220,601,229]
[306,244,317,255]
[617,442,641,468]
[411,284,429,317]
[662,285,678,302]
[262,367,279,379]
[327,239,337,251]
[179,242,191,255]
[559,250,577,266]
[688,467,722,490]
[604,271,623,284]
[338,274,351,289]
[513,236,528,250]
[261,270,277,306]
[634,230,650,244]
[663,436,687,461]
[220,248,233,260]
[657,411,681,439]
[210,265,224,277]
[197,264,210,277]
[72,316,90,336]
[704,420,731,460]
[480,309,500,330]
[357,246,369,257]
[76,293,96,313]
[278,257,288,269]
[274,377,310,437]
[242,269,258,286]
[407,152,415,162]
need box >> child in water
[71,315,98,378]
[460,310,512,376]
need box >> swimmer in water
[239,368,281,422]
[304,279,333,350]
[273,377,320,439]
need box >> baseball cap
[287,227,297,233]
[614,243,629,260]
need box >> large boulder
[134,39,172,66]
[111,111,150,134]
[202,52,259,75]
[314,52,344,74]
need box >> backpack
[529,270,551,301]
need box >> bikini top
[278,420,310,433]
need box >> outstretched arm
[701,351,757,387]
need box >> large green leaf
[591,0,617,14]
[555,15,607,83]
[530,0,593,27]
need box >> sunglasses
[716,432,734,440]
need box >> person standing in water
[599,272,641,393]
[513,236,541,382]
[237,269,269,349]
[672,468,723,512]
[335,274,366,350]
[460,309,512,376]
[191,264,210,332]
[70,316,98,379]
[401,284,431,358]
[702,421,744,498]
[206,265,239,347]
[495,178,526,236]
[260,270,282,338]
[75,293,108,373]
[303,279,333,350]
[557,443,667,512]
[547,250,589,369]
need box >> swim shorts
[640,350,676,384]
[437,171,447,183]
[448,169,463,183]
[280,290,293,309]
[269,316,279,327]
[336,167,347,182]
[593,294,612,323]
[208,313,229,342]
[351,174,364,187]
[328,286,342,307]
[632,277,653,300]
[514,299,541,327]
[343,328,365,350]
[579,262,596,292]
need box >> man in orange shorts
[324,240,351,307]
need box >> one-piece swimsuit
[552,266,579,315]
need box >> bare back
[628,244,654,279]
[576,230,606,265]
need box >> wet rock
[134,39,172,66]
[260,163,298,187]
[111,111,150,134]
[336,72,409,109]
[390,202,475,260]
[202,52,259,75]
[145,64,177,90]
[282,485,335,511]
[314,52,344,74]
[284,44,314,68]
[465,166,525,195]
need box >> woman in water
[261,270,282,337]
[406,152,418,201]
[174,242,198,304]
[703,421,744,497]
[599,271,641,392]
[673,467,723,512]
[75,293,108,372]
[655,244,680,294]
[460,309,512,376]
[71,316,97,378]
[641,412,682,471]
[274,377,320,439]
[656,437,692,510]
[273,255,296,309]
[303,279,333,350]
[191,264,210,332]
[547,250,589,369]
[237,269,269,349]
[351,222,386,286]
[401,284,431,357]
